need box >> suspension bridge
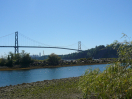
[0,31,83,54]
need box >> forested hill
[33,43,120,60]
[60,44,119,59]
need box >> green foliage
[62,44,118,59]
[6,60,13,67]
[48,53,61,66]
[79,58,86,61]
[20,51,33,68]
[9,52,14,60]
[0,50,33,68]
[0,58,6,66]
[87,57,92,60]
[79,62,132,99]
[78,33,132,99]
[14,53,21,65]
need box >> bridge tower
[15,31,19,54]
[78,41,81,51]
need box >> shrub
[47,53,61,66]
[78,33,132,99]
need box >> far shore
[0,62,109,71]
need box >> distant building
[30,55,39,58]
[39,52,41,57]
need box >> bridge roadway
[0,46,82,51]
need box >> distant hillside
[33,44,120,60]
[60,44,119,59]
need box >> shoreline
[0,76,100,99]
[0,63,110,98]
[0,76,82,88]
[0,62,109,71]
[0,76,82,99]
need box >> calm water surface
[0,64,109,87]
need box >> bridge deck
[0,46,82,51]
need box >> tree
[14,53,21,65]
[6,50,33,68]
[112,34,132,69]
[47,53,61,66]
[9,52,14,60]
[0,58,6,66]
[6,59,13,67]
[19,50,33,67]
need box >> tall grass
[78,63,132,98]
[78,34,132,99]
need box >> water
[0,64,108,87]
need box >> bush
[0,58,6,66]
[79,63,132,99]
[6,60,13,67]
[47,53,61,66]
[78,33,132,99]
[20,54,33,68]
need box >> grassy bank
[0,77,85,99]
[0,62,108,71]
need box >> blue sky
[0,0,132,57]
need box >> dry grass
[0,77,84,99]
